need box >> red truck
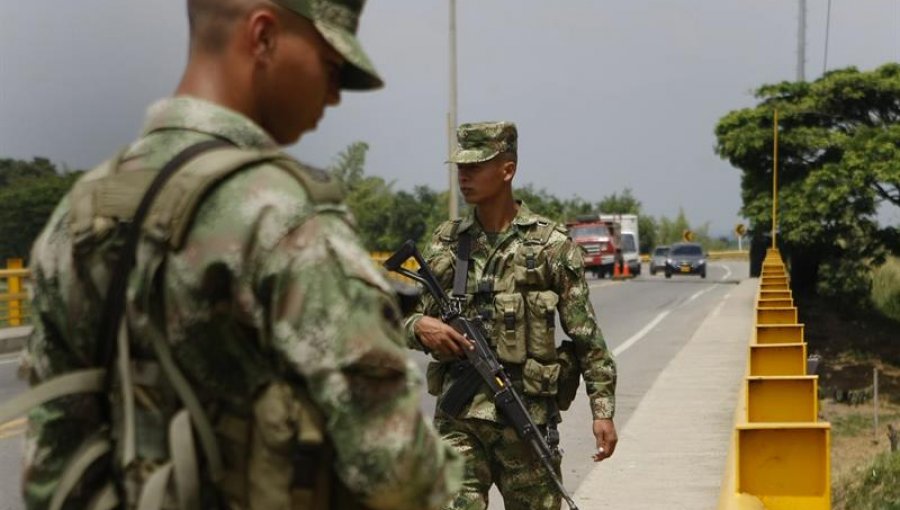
[567,215,620,278]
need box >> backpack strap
[49,435,112,510]
[0,368,105,423]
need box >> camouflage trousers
[435,417,562,510]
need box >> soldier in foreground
[20,0,461,508]
[405,122,618,509]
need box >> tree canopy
[0,158,82,261]
[715,63,900,305]
[329,144,727,254]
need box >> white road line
[721,264,733,281]
[686,286,716,303]
[0,355,21,366]
[613,310,671,357]
[612,284,718,357]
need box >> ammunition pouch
[425,362,449,397]
[554,340,581,411]
[522,358,560,397]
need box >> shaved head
[187,0,255,53]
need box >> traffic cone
[622,261,632,278]
[612,261,621,278]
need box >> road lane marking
[589,281,617,289]
[686,286,716,303]
[721,264,733,281]
[612,284,718,357]
[0,355,22,366]
[0,417,26,439]
[613,310,671,357]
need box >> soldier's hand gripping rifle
[384,240,580,510]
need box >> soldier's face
[255,12,343,144]
[458,158,515,204]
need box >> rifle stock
[385,241,580,510]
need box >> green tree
[596,188,641,214]
[0,158,81,260]
[715,63,900,306]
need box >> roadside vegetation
[716,62,900,507]
[1,145,734,267]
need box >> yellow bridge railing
[0,253,422,329]
[0,259,29,327]
[718,248,831,510]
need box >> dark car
[665,243,707,279]
[649,245,669,275]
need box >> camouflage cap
[449,121,518,164]
[275,0,384,90]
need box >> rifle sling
[452,232,471,299]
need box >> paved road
[0,260,748,509]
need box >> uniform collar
[141,96,279,150]
[459,200,539,234]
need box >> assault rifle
[384,240,580,510]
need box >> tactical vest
[1,145,364,510]
[428,217,576,404]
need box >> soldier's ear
[247,8,279,62]
[502,160,517,182]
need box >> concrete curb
[573,278,756,509]
[0,326,30,355]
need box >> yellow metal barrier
[756,324,805,344]
[0,258,29,326]
[756,307,798,325]
[0,253,419,331]
[747,376,818,422]
[758,298,793,308]
[749,344,807,376]
[719,249,830,510]
[759,289,791,301]
[736,423,830,509]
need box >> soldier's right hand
[414,316,474,358]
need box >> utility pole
[797,0,807,81]
[823,0,832,74]
[773,109,779,248]
[447,0,459,220]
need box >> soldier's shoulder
[521,212,569,245]
[432,218,464,242]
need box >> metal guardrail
[718,248,831,510]
[0,253,417,330]
[639,250,749,263]
[0,259,29,327]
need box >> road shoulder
[574,278,756,509]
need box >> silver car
[649,245,669,276]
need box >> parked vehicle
[649,245,669,275]
[664,243,707,279]
[599,214,640,276]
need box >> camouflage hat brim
[315,21,384,91]
[448,148,500,165]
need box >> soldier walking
[405,122,618,509]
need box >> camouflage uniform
[23,2,461,508]
[404,122,617,510]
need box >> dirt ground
[799,296,900,501]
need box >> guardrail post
[7,258,23,326]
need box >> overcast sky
[1,1,898,234]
